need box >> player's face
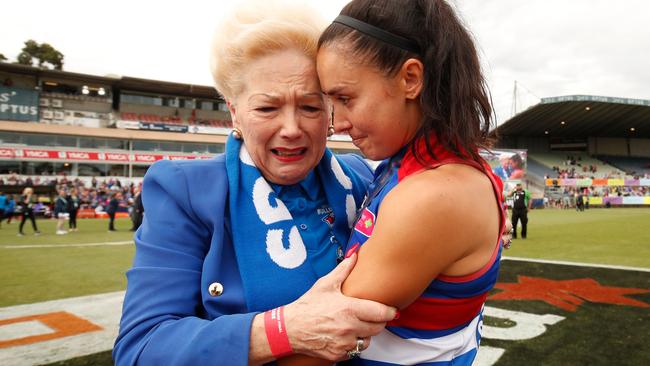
[317,44,421,161]
[228,49,328,185]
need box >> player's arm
[343,166,499,309]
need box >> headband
[332,15,421,55]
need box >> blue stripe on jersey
[421,248,502,299]
[386,318,474,339]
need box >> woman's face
[229,49,328,185]
[317,44,421,161]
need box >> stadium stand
[2,60,648,211]
[597,155,650,177]
[494,95,650,207]
[529,152,627,178]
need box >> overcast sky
[2,0,649,124]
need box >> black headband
[332,15,421,55]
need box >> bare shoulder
[382,163,495,218]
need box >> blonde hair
[209,0,326,100]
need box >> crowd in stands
[544,185,649,209]
[545,155,650,180]
[0,173,141,217]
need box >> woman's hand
[283,253,396,362]
[502,217,513,249]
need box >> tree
[0,53,7,62]
[16,39,64,70]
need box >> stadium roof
[494,95,650,138]
[0,62,221,100]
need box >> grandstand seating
[529,153,627,179]
[526,158,557,179]
[597,156,650,177]
[119,112,232,128]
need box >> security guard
[509,183,531,239]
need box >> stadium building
[1,61,649,211]
[0,63,357,179]
[493,95,650,207]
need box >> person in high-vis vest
[509,183,532,239]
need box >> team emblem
[354,208,375,237]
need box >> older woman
[112,1,395,365]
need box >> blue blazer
[113,153,373,365]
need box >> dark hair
[510,153,523,168]
[319,0,494,163]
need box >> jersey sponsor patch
[354,208,376,237]
[321,212,335,227]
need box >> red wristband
[264,306,293,358]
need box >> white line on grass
[1,241,133,249]
[502,256,650,272]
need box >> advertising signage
[0,86,39,122]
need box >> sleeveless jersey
[346,135,506,366]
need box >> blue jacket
[113,154,373,365]
[54,196,68,215]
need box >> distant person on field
[1,195,16,225]
[18,187,40,236]
[130,187,143,232]
[562,188,573,209]
[54,188,69,235]
[0,191,6,228]
[509,183,531,239]
[68,188,80,232]
[576,191,585,212]
[107,192,120,231]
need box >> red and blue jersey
[346,135,506,365]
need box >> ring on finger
[346,338,364,359]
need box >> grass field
[1,208,648,365]
[504,207,650,268]
[0,218,134,307]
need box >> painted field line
[2,241,133,249]
[502,256,650,272]
[0,291,125,366]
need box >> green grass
[483,259,650,366]
[0,218,134,307]
[506,208,650,268]
[0,208,648,366]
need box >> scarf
[225,135,366,312]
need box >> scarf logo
[252,176,307,269]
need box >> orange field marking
[0,311,103,348]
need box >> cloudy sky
[2,0,648,124]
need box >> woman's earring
[232,127,243,140]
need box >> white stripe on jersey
[361,311,482,365]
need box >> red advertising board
[0,148,16,158]
[0,148,211,163]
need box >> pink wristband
[264,306,293,358]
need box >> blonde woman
[113,2,395,364]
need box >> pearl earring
[232,127,243,140]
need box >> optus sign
[0,86,39,122]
